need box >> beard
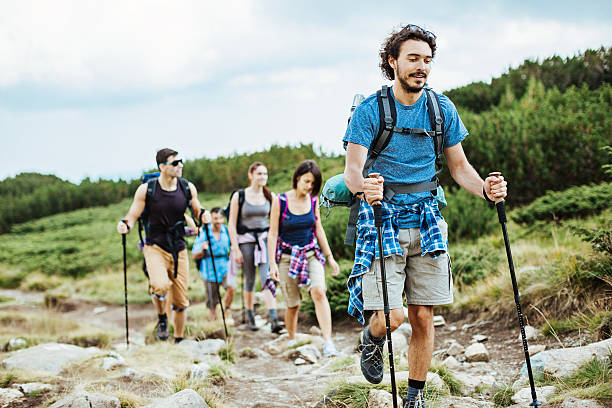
[397,66,427,94]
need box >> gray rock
[436,396,494,407]
[511,386,556,404]
[189,363,211,379]
[453,372,495,396]
[12,382,54,394]
[465,342,490,362]
[263,333,318,355]
[7,338,27,351]
[471,334,488,343]
[448,325,458,332]
[528,344,546,356]
[522,325,540,341]
[119,367,143,381]
[561,396,604,408]
[1,342,100,375]
[395,322,413,342]
[93,306,107,314]
[447,341,465,357]
[288,344,321,364]
[294,358,307,365]
[102,355,126,371]
[433,315,446,327]
[442,355,460,370]
[142,389,210,408]
[367,388,402,408]
[49,390,120,408]
[0,388,23,406]
[391,331,408,355]
[178,339,225,361]
[520,338,612,379]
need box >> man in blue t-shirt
[343,24,507,408]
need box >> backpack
[224,189,272,235]
[137,172,193,277]
[194,224,230,272]
[320,84,447,246]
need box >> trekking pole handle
[368,173,384,228]
[488,172,507,224]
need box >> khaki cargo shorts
[278,250,326,308]
[143,245,190,310]
[362,219,453,311]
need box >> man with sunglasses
[343,25,507,407]
[117,148,210,343]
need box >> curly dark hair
[379,25,437,80]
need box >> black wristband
[483,186,495,207]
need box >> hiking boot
[246,309,259,331]
[359,328,385,384]
[323,340,339,357]
[156,314,169,341]
[270,319,282,334]
[224,309,235,326]
[403,391,426,408]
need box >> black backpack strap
[236,189,247,234]
[362,85,396,177]
[423,86,445,171]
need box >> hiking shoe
[403,391,426,408]
[246,310,259,331]
[323,340,339,357]
[270,319,283,334]
[359,328,385,384]
[156,314,169,341]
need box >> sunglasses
[403,24,437,41]
[162,159,183,167]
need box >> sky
[1,0,611,183]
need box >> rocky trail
[0,289,610,407]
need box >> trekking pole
[489,172,540,407]
[203,221,229,339]
[120,220,130,348]
[369,173,398,408]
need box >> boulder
[561,397,603,408]
[522,325,540,341]
[49,390,120,408]
[446,341,465,357]
[442,355,461,370]
[520,338,612,379]
[511,386,556,405]
[120,367,143,381]
[395,322,413,342]
[142,389,210,408]
[0,388,23,406]
[1,342,100,375]
[471,334,488,343]
[391,331,408,355]
[433,315,446,327]
[189,363,211,380]
[287,344,321,364]
[453,372,495,396]
[528,344,546,356]
[367,389,402,408]
[12,382,54,394]
[436,396,494,407]
[465,343,490,362]
[178,339,225,361]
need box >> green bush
[512,182,612,225]
[451,243,502,288]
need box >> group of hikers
[116,23,508,408]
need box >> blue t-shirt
[343,87,468,228]
[192,225,230,282]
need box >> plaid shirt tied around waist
[275,238,326,288]
[347,197,447,324]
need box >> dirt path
[0,289,586,407]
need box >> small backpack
[320,85,447,246]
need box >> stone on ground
[561,396,604,407]
[442,355,461,370]
[262,333,320,355]
[433,315,446,327]
[511,385,556,405]
[7,338,27,351]
[522,325,540,340]
[520,338,612,379]
[12,382,54,394]
[189,362,212,379]
[446,340,465,357]
[465,342,490,362]
[367,388,402,408]
[49,390,120,408]
[471,334,488,343]
[1,342,100,375]
[0,388,23,406]
[178,339,225,360]
[287,344,321,364]
[528,344,546,356]
[142,389,210,408]
[453,372,495,396]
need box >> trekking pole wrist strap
[121,219,131,231]
[483,186,495,207]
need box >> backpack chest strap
[392,127,436,137]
